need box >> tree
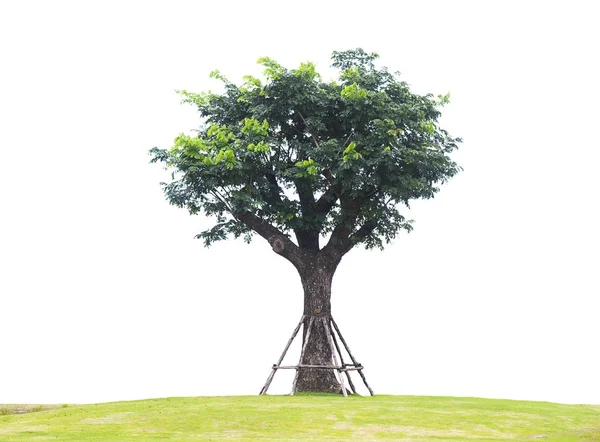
[150,49,461,393]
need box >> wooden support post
[331,317,374,396]
[260,315,372,397]
[322,317,347,397]
[276,364,342,369]
[290,316,314,396]
[260,315,305,395]
[329,318,357,395]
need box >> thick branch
[314,184,339,216]
[324,216,377,258]
[322,169,335,186]
[294,179,316,214]
[293,178,320,251]
[264,171,284,206]
[234,211,303,268]
[294,229,319,251]
[322,196,359,257]
[321,191,379,256]
[344,220,378,254]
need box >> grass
[0,405,64,416]
[0,395,599,441]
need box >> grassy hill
[1,395,599,441]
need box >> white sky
[1,0,598,405]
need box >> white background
[1,0,598,405]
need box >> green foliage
[340,83,367,100]
[295,158,319,176]
[342,142,362,163]
[150,49,461,251]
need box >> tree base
[295,368,342,394]
[260,315,373,397]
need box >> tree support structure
[259,315,374,396]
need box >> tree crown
[150,49,461,263]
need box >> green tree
[150,49,461,393]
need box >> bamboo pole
[290,316,314,396]
[331,317,374,396]
[323,317,347,397]
[329,318,357,395]
[260,315,305,395]
[276,364,339,369]
[272,365,364,370]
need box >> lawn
[1,395,599,441]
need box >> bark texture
[295,251,342,393]
[237,207,353,393]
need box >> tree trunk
[295,253,342,393]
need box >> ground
[1,395,599,441]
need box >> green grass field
[1,395,599,441]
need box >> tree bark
[295,251,342,393]
[237,208,356,394]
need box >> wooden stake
[276,364,343,369]
[323,317,347,397]
[260,315,305,395]
[260,315,373,397]
[290,316,314,396]
[331,317,374,396]
[329,318,357,395]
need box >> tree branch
[234,211,303,268]
[294,178,316,214]
[314,184,339,215]
[322,169,335,186]
[210,190,234,213]
[324,216,377,257]
[298,111,320,149]
[345,220,377,253]
[264,170,284,206]
[293,178,320,251]
[321,195,359,255]
[367,185,381,199]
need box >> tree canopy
[150,49,461,265]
